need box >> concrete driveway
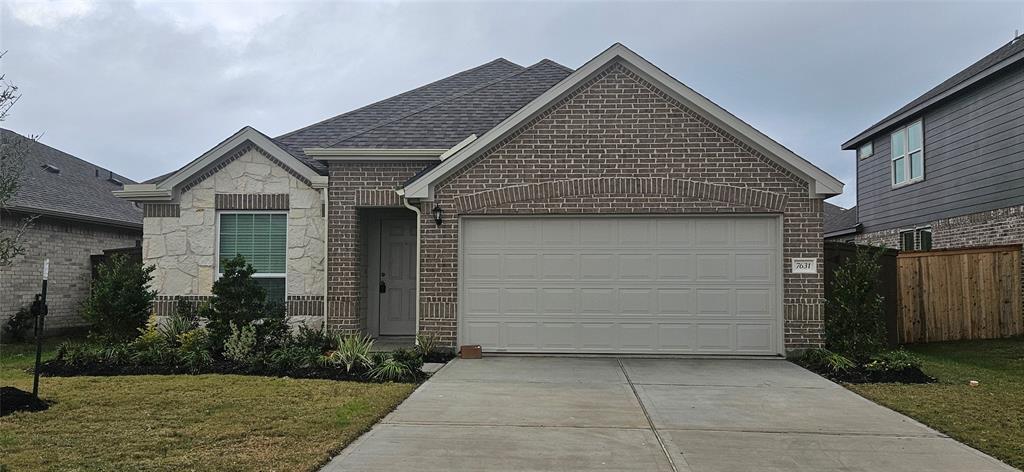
[322,357,1015,471]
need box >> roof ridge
[321,60,562,149]
[1,128,136,184]
[275,58,524,143]
[534,58,574,74]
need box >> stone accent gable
[417,62,824,351]
[215,193,290,210]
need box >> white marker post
[32,259,50,398]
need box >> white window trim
[858,141,873,159]
[214,210,288,299]
[899,229,916,251]
[899,226,933,251]
[891,119,925,188]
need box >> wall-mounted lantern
[431,205,443,226]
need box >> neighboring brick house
[841,37,1024,306]
[117,44,842,355]
[1,129,142,332]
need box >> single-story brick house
[1,128,142,333]
[116,44,842,355]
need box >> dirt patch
[1,387,50,416]
[804,365,935,384]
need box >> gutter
[322,186,330,333]
[398,189,421,346]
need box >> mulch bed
[1,387,50,416]
[38,360,382,381]
[803,365,935,384]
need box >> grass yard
[847,337,1024,470]
[0,337,416,471]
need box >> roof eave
[5,206,143,230]
[842,48,1024,150]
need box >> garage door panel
[461,217,781,355]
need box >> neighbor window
[218,212,287,304]
[858,141,873,159]
[916,227,932,251]
[891,120,924,186]
[899,230,915,251]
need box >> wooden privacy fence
[897,245,1022,344]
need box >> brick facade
[411,62,825,351]
[0,213,140,333]
[857,204,1024,314]
[326,161,427,333]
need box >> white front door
[378,218,416,336]
[459,216,783,355]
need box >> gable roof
[2,128,142,228]
[403,43,844,199]
[843,36,1024,149]
[824,202,859,237]
[144,57,571,185]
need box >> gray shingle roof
[845,36,1024,148]
[2,128,143,227]
[824,202,858,236]
[147,57,572,184]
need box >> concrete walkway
[322,357,1016,471]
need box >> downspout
[321,186,329,334]
[399,189,421,346]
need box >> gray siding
[857,61,1024,233]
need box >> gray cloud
[3,1,1022,207]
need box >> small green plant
[130,315,173,365]
[206,255,269,347]
[176,328,213,373]
[800,348,855,374]
[391,347,424,371]
[3,305,33,342]
[825,246,887,361]
[81,253,157,342]
[291,323,332,351]
[223,321,258,365]
[159,305,200,347]
[865,349,922,372]
[265,345,320,371]
[368,353,413,382]
[415,333,439,359]
[325,334,375,373]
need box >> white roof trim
[404,43,844,199]
[113,184,173,202]
[440,134,477,161]
[155,126,328,193]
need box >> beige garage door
[460,216,782,355]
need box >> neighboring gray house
[842,36,1024,252]
[823,203,858,242]
[0,129,142,332]
[117,44,843,356]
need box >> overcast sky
[3,1,1022,207]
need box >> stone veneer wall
[856,204,1024,314]
[0,213,140,333]
[417,61,825,352]
[144,145,326,325]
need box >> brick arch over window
[452,177,787,213]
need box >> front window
[899,227,932,251]
[218,212,287,304]
[891,120,924,186]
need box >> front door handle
[379,272,387,293]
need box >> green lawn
[847,337,1024,470]
[0,338,416,471]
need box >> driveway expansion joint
[618,357,683,472]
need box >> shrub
[865,349,922,373]
[176,328,213,373]
[130,315,174,365]
[253,303,290,351]
[265,345,321,371]
[799,348,855,374]
[223,322,258,365]
[368,353,413,382]
[415,333,439,359]
[391,348,424,371]
[206,255,268,347]
[291,323,332,352]
[3,305,33,342]
[158,304,200,347]
[825,247,887,361]
[324,334,375,373]
[81,254,157,342]
[55,340,129,366]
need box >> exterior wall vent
[41,164,61,174]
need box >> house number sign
[791,258,817,274]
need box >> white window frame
[891,119,925,188]
[858,141,873,159]
[214,210,288,299]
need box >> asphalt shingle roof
[2,128,143,227]
[147,57,572,184]
[847,36,1024,147]
[824,202,858,236]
